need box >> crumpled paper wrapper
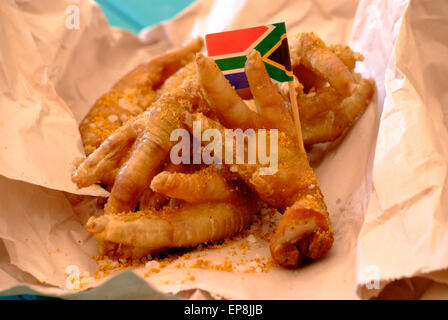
[354,0,448,299]
[0,0,447,299]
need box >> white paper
[355,0,448,299]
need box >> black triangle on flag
[266,37,292,72]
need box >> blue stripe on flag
[225,72,249,90]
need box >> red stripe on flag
[205,25,269,56]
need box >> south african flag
[205,22,293,90]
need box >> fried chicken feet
[73,75,205,214]
[286,32,374,146]
[85,166,260,254]
[72,32,376,267]
[192,51,334,267]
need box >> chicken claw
[73,75,204,214]
[290,32,354,96]
[195,54,261,130]
[151,166,234,203]
[300,78,374,145]
[79,37,203,156]
[269,187,333,267]
[193,51,334,267]
[85,191,260,254]
[286,32,374,146]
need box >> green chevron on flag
[205,22,293,89]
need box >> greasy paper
[0,0,447,299]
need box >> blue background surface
[0,0,195,300]
[96,0,196,34]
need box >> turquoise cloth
[96,0,195,34]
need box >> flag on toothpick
[205,22,294,90]
[205,22,305,152]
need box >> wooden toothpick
[288,81,305,152]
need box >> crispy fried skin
[85,194,260,254]
[152,62,196,102]
[329,44,364,72]
[151,167,233,203]
[291,32,354,96]
[300,78,374,145]
[288,32,374,146]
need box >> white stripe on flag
[222,68,245,75]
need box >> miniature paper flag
[205,22,294,89]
